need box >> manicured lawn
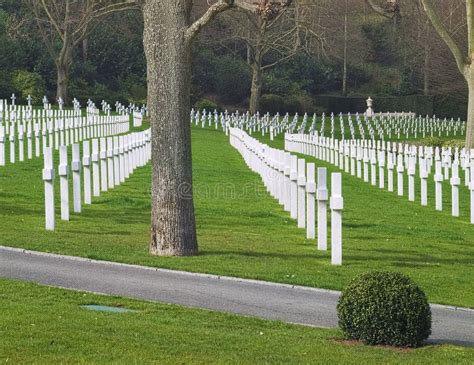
[0,125,473,308]
[0,279,473,364]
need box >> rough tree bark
[249,24,266,114]
[56,40,73,102]
[143,0,292,256]
[56,64,69,102]
[420,0,474,148]
[249,62,263,114]
[144,1,198,256]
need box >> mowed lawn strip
[0,125,473,308]
[1,279,473,364]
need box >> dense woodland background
[0,0,468,118]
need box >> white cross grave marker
[72,144,82,213]
[330,173,343,266]
[43,147,55,230]
[0,124,5,166]
[306,163,316,239]
[92,139,100,197]
[451,162,460,217]
[290,155,298,220]
[100,137,108,192]
[83,140,92,204]
[297,158,306,229]
[317,167,328,251]
[434,160,443,211]
[59,145,70,221]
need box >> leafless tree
[221,4,297,113]
[417,0,474,146]
[319,0,368,95]
[28,0,139,102]
[394,0,466,98]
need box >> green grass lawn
[1,279,473,364]
[0,125,473,308]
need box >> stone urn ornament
[366,97,374,117]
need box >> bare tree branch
[186,0,293,42]
[420,0,467,75]
[40,0,64,41]
[365,0,400,20]
[186,0,233,42]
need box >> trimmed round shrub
[337,271,431,348]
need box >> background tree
[419,0,474,146]
[222,4,297,113]
[1,0,470,117]
[313,0,368,96]
[28,0,139,102]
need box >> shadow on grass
[200,250,323,260]
[427,338,474,348]
[344,252,474,266]
[343,223,377,229]
[61,229,135,236]
[333,334,474,349]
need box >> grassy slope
[0,125,473,308]
[1,279,473,364]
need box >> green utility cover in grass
[81,304,134,313]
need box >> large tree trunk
[249,64,263,114]
[143,0,198,256]
[466,71,474,149]
[56,40,72,103]
[56,63,69,102]
[249,19,267,115]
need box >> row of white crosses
[315,112,465,141]
[43,129,151,230]
[285,133,474,222]
[190,108,466,143]
[229,127,344,265]
[2,95,90,113]
[0,105,130,166]
[114,102,146,116]
[192,109,296,142]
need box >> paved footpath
[1,246,473,347]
